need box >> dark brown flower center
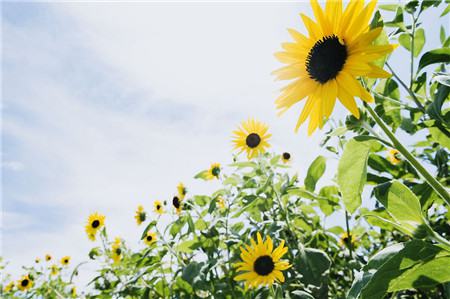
[306,35,348,84]
[282,152,291,160]
[246,133,261,148]
[172,196,181,209]
[115,248,122,255]
[157,205,161,210]
[253,255,275,276]
[21,279,29,287]
[147,235,153,242]
[212,167,221,177]
[91,220,100,228]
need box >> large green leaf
[361,240,450,299]
[304,156,326,192]
[295,248,331,298]
[337,138,376,214]
[418,48,450,71]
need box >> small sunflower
[274,0,396,134]
[234,233,291,288]
[4,281,15,293]
[85,212,105,241]
[232,119,271,159]
[45,254,52,262]
[35,257,41,264]
[281,152,291,163]
[134,205,147,225]
[388,148,401,165]
[50,264,59,276]
[17,275,33,292]
[111,237,122,264]
[177,182,188,200]
[154,200,164,215]
[217,196,226,209]
[60,256,70,266]
[339,232,357,248]
[143,231,157,246]
[206,163,221,180]
[71,286,77,297]
[172,195,182,214]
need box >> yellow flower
[274,0,396,134]
[388,148,401,165]
[206,163,221,180]
[17,275,33,291]
[4,281,15,293]
[111,237,122,264]
[143,231,157,246]
[134,205,146,225]
[232,119,271,159]
[71,286,77,297]
[50,264,59,276]
[281,152,291,163]
[85,212,105,241]
[339,232,357,248]
[172,195,182,215]
[60,256,70,266]
[177,182,187,200]
[45,254,52,262]
[35,257,41,264]
[234,233,291,288]
[154,200,164,215]
[217,196,226,209]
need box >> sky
[1,0,447,288]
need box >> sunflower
[281,152,291,163]
[274,0,396,134]
[232,119,271,159]
[172,195,182,214]
[234,232,291,288]
[50,264,59,276]
[143,231,157,246]
[17,275,33,292]
[85,212,105,241]
[177,182,187,200]
[71,286,77,297]
[135,205,146,225]
[35,257,41,264]
[45,254,52,262]
[111,237,122,264]
[3,281,15,293]
[339,232,357,248]
[154,200,164,215]
[60,256,70,266]
[206,163,221,180]
[216,196,226,210]
[388,148,401,165]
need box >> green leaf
[440,26,446,45]
[429,127,450,149]
[374,180,427,237]
[304,156,326,192]
[361,240,450,299]
[194,170,208,180]
[296,247,331,295]
[413,28,425,57]
[441,4,450,17]
[418,48,450,71]
[378,4,398,11]
[398,33,411,51]
[337,138,376,214]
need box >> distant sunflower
[111,237,122,264]
[60,256,70,266]
[281,152,291,163]
[85,212,105,241]
[388,148,401,165]
[4,281,14,293]
[35,258,41,264]
[45,254,52,262]
[135,205,146,225]
[144,231,157,246]
[274,0,396,134]
[234,233,291,288]
[71,286,77,297]
[17,275,33,292]
[339,232,357,248]
[177,182,188,200]
[172,195,182,214]
[232,119,271,159]
[206,163,221,180]
[50,265,59,276]
[154,200,164,215]
[217,196,226,209]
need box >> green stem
[410,14,416,89]
[365,104,450,207]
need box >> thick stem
[365,104,450,207]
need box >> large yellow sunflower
[232,119,271,159]
[17,275,33,292]
[135,205,147,225]
[177,182,187,200]
[274,0,396,134]
[143,231,157,246]
[60,256,71,266]
[111,237,122,264]
[206,163,221,180]
[85,212,105,241]
[234,232,291,288]
[153,200,164,215]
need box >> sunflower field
[2,0,450,298]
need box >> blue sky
[1,0,446,286]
